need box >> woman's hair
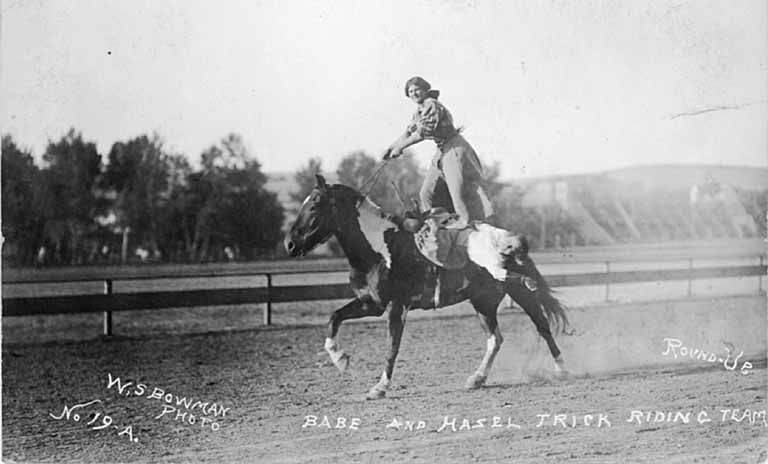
[404,76,440,99]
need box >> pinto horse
[285,175,569,399]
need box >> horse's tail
[500,232,570,334]
[521,256,571,335]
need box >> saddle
[399,208,534,307]
[411,208,474,269]
[395,208,467,308]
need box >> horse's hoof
[366,388,386,400]
[465,374,487,390]
[553,357,569,378]
[334,352,350,373]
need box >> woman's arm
[383,99,439,159]
[385,131,423,159]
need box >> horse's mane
[328,183,363,201]
[330,184,397,223]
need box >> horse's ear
[315,174,327,190]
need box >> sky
[2,0,766,180]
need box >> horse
[284,175,569,399]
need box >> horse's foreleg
[506,281,566,374]
[326,297,384,372]
[466,310,504,389]
[366,302,408,400]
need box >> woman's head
[404,76,440,104]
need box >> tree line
[2,130,283,266]
[285,150,576,252]
[2,129,575,267]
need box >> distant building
[512,165,766,245]
[264,165,766,249]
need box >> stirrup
[508,272,538,292]
[522,276,538,292]
[424,207,457,225]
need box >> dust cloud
[491,294,766,384]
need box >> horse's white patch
[378,371,390,388]
[476,328,504,378]
[553,355,565,373]
[467,223,511,281]
[357,198,396,268]
[325,337,340,359]
[368,371,391,397]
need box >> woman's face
[407,84,427,104]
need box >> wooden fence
[3,248,765,336]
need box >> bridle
[304,161,393,248]
[358,158,391,199]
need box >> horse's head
[284,174,362,257]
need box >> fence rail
[3,256,765,336]
[4,238,763,284]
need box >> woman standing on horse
[382,76,493,226]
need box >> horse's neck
[336,198,395,271]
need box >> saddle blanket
[414,216,527,281]
[413,216,473,269]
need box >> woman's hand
[381,146,402,160]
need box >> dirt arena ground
[2,294,766,463]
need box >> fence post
[687,258,693,297]
[264,273,272,325]
[103,279,113,336]
[604,261,610,302]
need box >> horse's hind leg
[326,297,384,372]
[466,292,505,389]
[506,282,566,374]
[366,302,407,400]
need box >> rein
[358,159,390,199]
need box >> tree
[736,187,768,238]
[1,135,42,265]
[493,184,538,229]
[493,183,582,250]
[102,134,173,259]
[291,157,323,203]
[221,187,284,260]
[183,134,284,261]
[483,161,505,199]
[158,154,194,261]
[336,150,423,214]
[38,129,103,264]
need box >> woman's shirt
[406,97,458,150]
